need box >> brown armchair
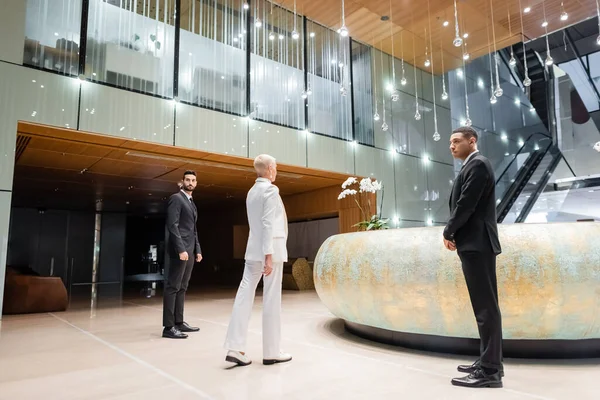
[2,266,68,315]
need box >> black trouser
[163,255,195,328]
[458,248,503,370]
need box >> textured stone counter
[314,222,600,343]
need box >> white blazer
[245,177,288,263]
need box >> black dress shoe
[162,326,188,339]
[458,362,504,377]
[176,322,200,332]
[451,368,503,388]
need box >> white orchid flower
[337,189,357,200]
[342,177,357,189]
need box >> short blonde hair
[254,154,276,176]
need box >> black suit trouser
[163,255,195,327]
[458,248,503,370]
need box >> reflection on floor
[0,289,598,399]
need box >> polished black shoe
[162,326,188,339]
[451,368,503,388]
[176,322,200,333]
[458,362,504,377]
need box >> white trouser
[224,260,284,359]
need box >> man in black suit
[162,170,202,339]
[443,127,503,388]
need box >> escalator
[492,44,565,222]
[508,45,553,131]
[494,133,553,223]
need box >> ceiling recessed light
[443,21,449,27]
[524,6,531,13]
[463,33,469,38]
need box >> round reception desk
[313,222,600,358]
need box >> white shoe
[263,352,292,365]
[225,350,252,366]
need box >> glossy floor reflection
[0,289,598,399]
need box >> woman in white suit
[224,154,292,366]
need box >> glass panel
[307,20,352,140]
[23,0,82,76]
[559,58,599,112]
[352,40,374,146]
[394,153,428,221]
[86,0,176,98]
[390,91,425,156]
[427,161,455,224]
[251,0,303,128]
[179,0,246,115]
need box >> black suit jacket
[166,191,201,258]
[443,154,502,255]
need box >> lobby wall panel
[354,145,396,219]
[306,134,354,175]
[248,121,307,168]
[0,191,11,317]
[0,0,26,64]
[79,83,174,145]
[175,104,248,157]
[394,153,429,222]
[0,63,79,191]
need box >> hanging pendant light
[427,0,440,142]
[400,31,407,86]
[440,37,448,101]
[411,13,420,121]
[340,86,347,96]
[560,2,568,21]
[255,18,262,28]
[388,1,399,101]
[453,0,463,47]
[517,0,531,86]
[382,121,389,131]
[465,118,472,127]
[493,53,503,97]
[269,32,275,40]
[301,91,307,99]
[489,0,503,97]
[507,6,517,67]
[374,111,380,121]
[292,0,299,40]
[486,21,497,104]
[339,0,349,36]
[542,1,553,66]
[243,1,249,10]
[424,28,431,67]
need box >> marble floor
[0,289,598,400]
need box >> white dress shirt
[244,177,288,263]
[462,150,480,168]
[180,190,192,201]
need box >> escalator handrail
[495,132,551,186]
[514,145,563,223]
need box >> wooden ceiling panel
[292,0,597,73]
[14,122,350,213]
[17,148,101,171]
